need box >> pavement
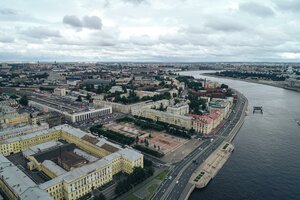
[151,92,247,200]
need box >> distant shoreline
[199,73,300,93]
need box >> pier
[189,142,234,189]
[253,106,263,114]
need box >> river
[178,71,300,200]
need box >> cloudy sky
[1,0,300,62]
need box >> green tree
[19,96,28,106]
[86,93,92,101]
[76,95,82,102]
[10,94,18,99]
[94,193,106,200]
[221,84,229,89]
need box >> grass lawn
[155,169,168,181]
[122,170,168,200]
[144,184,159,200]
[122,193,140,200]
[122,183,159,200]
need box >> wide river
[179,71,300,200]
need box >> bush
[115,166,154,195]
[134,145,164,158]
[90,125,134,145]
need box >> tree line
[90,125,135,145]
[215,71,286,81]
[115,160,154,195]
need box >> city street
[151,93,246,200]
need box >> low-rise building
[0,122,49,140]
[29,100,112,123]
[53,88,66,96]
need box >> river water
[178,71,300,200]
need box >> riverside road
[151,92,246,200]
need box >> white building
[53,88,66,96]
[29,100,112,123]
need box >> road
[151,93,246,200]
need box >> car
[176,180,179,184]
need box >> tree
[19,96,28,106]
[221,84,229,89]
[76,95,82,102]
[94,193,106,200]
[159,103,164,111]
[86,93,92,102]
[10,94,18,99]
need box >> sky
[1,0,300,62]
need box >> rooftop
[0,155,52,200]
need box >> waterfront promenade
[151,90,248,200]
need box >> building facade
[0,125,143,200]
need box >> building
[0,125,143,200]
[0,155,53,200]
[167,104,189,115]
[0,122,49,140]
[95,99,170,114]
[28,100,112,123]
[192,115,213,136]
[0,106,30,128]
[138,109,193,129]
[53,88,66,96]
[202,80,221,89]
[190,110,223,136]
[208,99,231,119]
[109,86,123,93]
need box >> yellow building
[0,124,144,200]
[139,108,193,129]
[0,112,29,126]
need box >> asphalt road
[151,94,246,200]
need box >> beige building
[0,125,143,200]
[95,99,170,114]
[0,122,49,140]
[53,88,67,96]
[0,106,29,127]
[138,109,193,129]
[167,104,189,115]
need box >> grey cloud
[274,0,300,13]
[0,8,17,15]
[63,15,82,28]
[83,16,102,30]
[240,2,274,17]
[205,18,246,32]
[0,36,14,43]
[63,15,102,30]
[122,0,147,4]
[22,27,61,39]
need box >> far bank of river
[179,70,300,200]
[200,71,300,93]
